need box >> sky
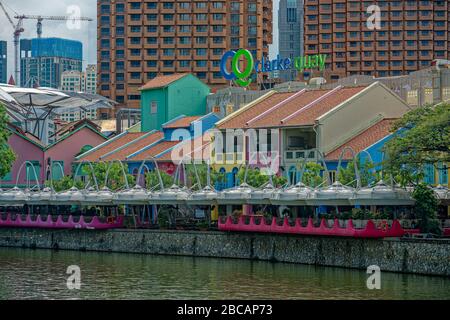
[0,0,280,80]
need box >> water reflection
[0,248,448,300]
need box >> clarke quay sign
[220,49,328,87]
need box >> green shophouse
[140,73,211,132]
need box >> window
[26,161,41,185]
[151,101,158,114]
[52,161,64,181]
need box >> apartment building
[97,0,273,109]
[278,0,304,82]
[304,0,449,82]
[61,64,98,95]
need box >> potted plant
[196,220,209,231]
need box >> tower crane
[0,0,93,86]
[14,15,93,39]
[0,0,24,85]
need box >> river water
[0,248,448,300]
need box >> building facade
[60,64,98,94]
[303,0,450,82]
[212,82,412,186]
[140,74,210,132]
[20,38,83,88]
[1,121,106,188]
[85,64,98,94]
[97,0,273,108]
[61,70,85,92]
[278,0,304,82]
[0,41,6,84]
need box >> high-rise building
[304,0,450,82]
[85,64,97,94]
[0,41,7,84]
[61,70,85,92]
[278,0,304,81]
[20,38,83,88]
[60,64,97,94]
[97,0,273,108]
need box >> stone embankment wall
[0,228,448,276]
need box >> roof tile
[217,86,368,129]
[101,131,164,161]
[128,141,180,161]
[140,73,188,91]
[163,116,202,129]
[325,119,396,160]
[78,132,147,162]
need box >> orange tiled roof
[217,86,368,129]
[101,131,164,161]
[325,119,397,160]
[78,132,147,162]
[128,141,180,161]
[140,73,188,91]
[163,116,202,129]
[282,86,367,127]
[217,92,295,129]
[157,133,211,162]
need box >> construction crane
[14,15,93,39]
[0,0,93,86]
[0,0,24,85]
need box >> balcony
[285,150,317,162]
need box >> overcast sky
[0,0,279,80]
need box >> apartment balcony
[419,53,433,61]
[160,55,175,61]
[405,53,418,60]
[160,31,175,37]
[285,149,317,162]
[375,53,389,61]
[390,53,404,61]
[127,41,142,49]
[434,23,448,31]
[405,14,418,21]
[160,66,176,73]
[419,44,434,51]
[405,63,418,72]
[361,63,375,72]
[175,41,192,48]
[418,24,433,31]
[160,42,176,49]
[361,53,374,61]
[347,55,361,62]
[347,43,360,51]
[376,63,389,71]
[128,19,143,27]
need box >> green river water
[0,248,448,300]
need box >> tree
[237,168,287,188]
[185,163,225,189]
[46,162,135,191]
[301,162,325,187]
[84,162,135,190]
[412,183,441,235]
[383,103,450,186]
[0,103,16,178]
[337,158,379,187]
[145,170,174,190]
